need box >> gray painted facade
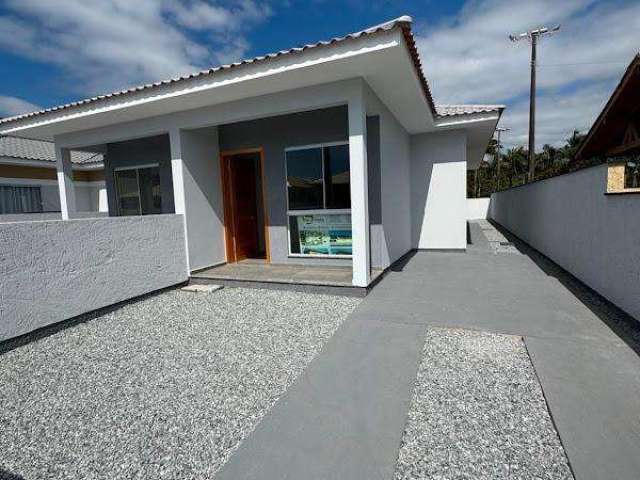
[219,106,385,268]
[490,164,640,322]
[0,214,187,342]
[104,135,175,216]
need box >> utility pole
[494,127,510,190]
[510,25,560,182]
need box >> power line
[538,61,628,67]
[510,25,561,182]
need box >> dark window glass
[0,186,42,214]
[625,159,640,189]
[115,165,162,216]
[286,148,323,210]
[115,169,140,216]
[139,166,162,214]
[289,216,301,254]
[324,144,350,209]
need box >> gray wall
[363,82,413,267]
[218,106,353,266]
[105,135,175,216]
[489,164,640,321]
[178,127,225,271]
[0,214,188,342]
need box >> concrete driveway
[217,221,640,480]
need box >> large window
[285,143,352,257]
[0,185,42,214]
[114,164,162,216]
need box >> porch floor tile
[191,261,383,288]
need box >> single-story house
[0,135,106,215]
[576,53,640,194]
[0,16,503,287]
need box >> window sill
[605,188,640,195]
[288,254,352,259]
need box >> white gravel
[0,287,360,479]
[394,327,574,480]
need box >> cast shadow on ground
[488,219,640,356]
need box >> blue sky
[0,0,638,148]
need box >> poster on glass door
[296,214,352,255]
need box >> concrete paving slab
[215,317,426,480]
[526,336,640,480]
[353,251,618,344]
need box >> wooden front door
[221,151,268,263]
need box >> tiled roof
[436,105,505,117]
[0,136,103,164]
[0,16,501,129]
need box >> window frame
[284,141,352,258]
[113,163,160,216]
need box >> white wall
[175,128,225,271]
[410,129,467,249]
[467,198,490,220]
[490,164,640,321]
[0,214,188,342]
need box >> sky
[0,0,638,149]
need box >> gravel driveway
[394,327,573,480]
[0,288,360,479]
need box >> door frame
[219,147,270,263]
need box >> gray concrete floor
[355,221,640,480]
[217,221,640,480]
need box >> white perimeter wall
[490,164,640,321]
[468,198,490,220]
[410,129,467,249]
[0,215,188,341]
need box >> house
[0,135,106,215]
[0,16,503,287]
[576,53,640,194]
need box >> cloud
[0,0,272,98]
[415,0,640,148]
[0,95,42,117]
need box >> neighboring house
[576,53,640,194]
[0,135,106,215]
[0,16,503,287]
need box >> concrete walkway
[217,221,640,480]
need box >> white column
[169,129,191,273]
[348,91,371,287]
[55,144,76,220]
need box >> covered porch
[49,79,377,288]
[192,260,384,296]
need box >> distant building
[0,136,106,215]
[576,53,640,194]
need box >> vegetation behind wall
[467,130,604,198]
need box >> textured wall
[0,214,188,341]
[489,164,640,321]
[410,130,467,249]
